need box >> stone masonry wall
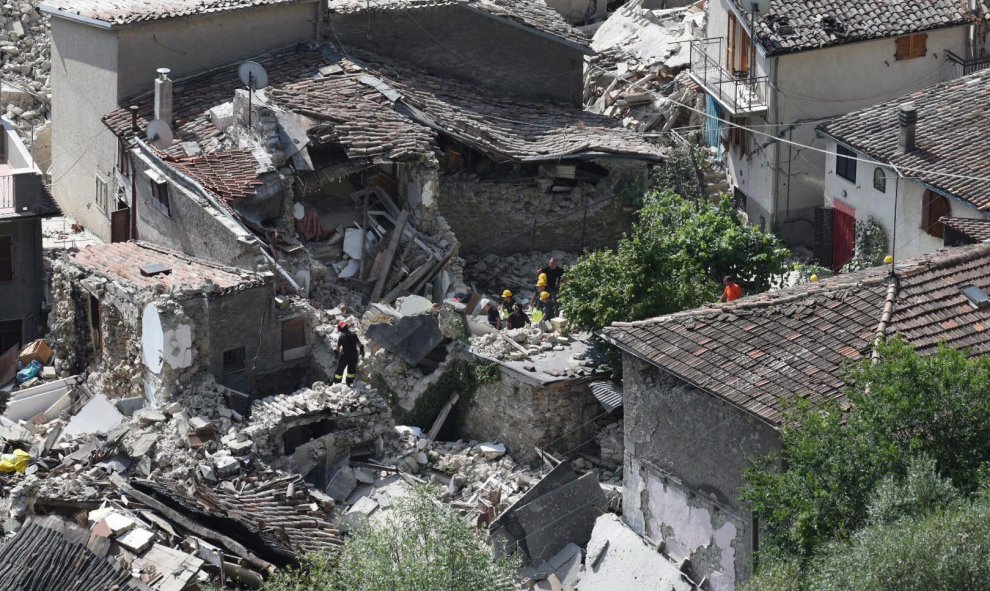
[462,365,601,463]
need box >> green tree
[741,339,990,559]
[261,486,517,591]
[559,191,788,332]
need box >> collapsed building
[49,241,313,401]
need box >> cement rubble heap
[0,1,50,136]
[464,250,577,299]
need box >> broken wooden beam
[427,393,460,441]
[371,210,409,302]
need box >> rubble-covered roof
[41,0,314,26]
[104,44,663,166]
[745,0,975,56]
[326,0,590,49]
[941,216,990,242]
[819,69,990,211]
[0,518,146,591]
[69,241,268,292]
[603,243,990,426]
[165,150,265,205]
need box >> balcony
[947,51,990,77]
[689,38,769,117]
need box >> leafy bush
[742,339,990,558]
[261,486,518,591]
[559,191,788,332]
[840,218,888,273]
[866,455,959,526]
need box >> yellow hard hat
[539,273,548,283]
[810,274,819,283]
[540,291,551,301]
[537,278,548,287]
[502,290,513,298]
[884,255,894,264]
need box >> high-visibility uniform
[335,330,364,386]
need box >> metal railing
[689,37,769,115]
[947,51,990,76]
[0,174,12,211]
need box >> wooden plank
[427,393,460,441]
[409,246,456,295]
[371,210,409,302]
[382,260,434,304]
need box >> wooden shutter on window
[922,190,951,238]
[896,34,927,60]
[727,13,736,70]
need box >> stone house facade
[604,241,990,589]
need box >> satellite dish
[146,119,173,150]
[239,61,269,91]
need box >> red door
[832,205,855,271]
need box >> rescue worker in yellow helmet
[533,289,556,325]
[499,289,516,323]
[531,274,549,306]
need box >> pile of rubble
[0,1,51,136]
[585,1,706,134]
[463,250,576,297]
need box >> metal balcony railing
[689,37,769,116]
[0,174,12,212]
[947,51,990,76]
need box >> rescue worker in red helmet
[334,321,365,386]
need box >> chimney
[154,68,173,125]
[898,102,917,154]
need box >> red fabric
[723,283,743,302]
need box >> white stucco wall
[823,139,986,260]
[50,17,121,242]
[704,0,972,245]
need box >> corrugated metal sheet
[590,381,623,413]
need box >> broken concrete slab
[365,313,444,366]
[62,394,125,438]
[3,376,79,422]
[580,513,695,591]
[116,527,155,553]
[513,472,607,563]
[395,295,433,316]
[132,543,205,591]
[126,434,159,458]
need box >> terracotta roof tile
[70,241,267,292]
[820,70,990,211]
[603,243,990,426]
[165,150,264,205]
[941,216,990,241]
[745,0,976,56]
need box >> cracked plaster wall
[622,355,781,589]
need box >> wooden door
[111,207,130,243]
[832,207,856,271]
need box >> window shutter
[895,36,911,59]
[912,34,928,58]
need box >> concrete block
[116,527,155,553]
[365,314,444,366]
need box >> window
[0,319,21,354]
[88,294,102,352]
[873,168,887,192]
[836,145,857,183]
[895,34,927,60]
[729,117,747,158]
[0,236,11,282]
[222,347,246,374]
[922,190,951,238]
[281,317,307,361]
[150,178,170,215]
[95,175,108,213]
[117,140,130,176]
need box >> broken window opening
[150,178,170,216]
[88,294,102,353]
[0,235,12,282]
[0,318,22,354]
[281,316,307,361]
[283,418,335,455]
[223,347,247,374]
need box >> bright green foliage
[559,191,788,332]
[741,339,990,558]
[866,454,959,526]
[261,486,517,591]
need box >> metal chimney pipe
[129,105,139,132]
[154,68,173,126]
[898,102,918,154]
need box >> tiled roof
[104,44,663,165]
[744,0,975,56]
[70,241,267,291]
[41,0,312,25]
[941,216,990,242]
[820,70,990,211]
[0,518,146,591]
[327,0,590,48]
[165,150,264,205]
[349,50,665,162]
[603,243,990,426]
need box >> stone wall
[621,354,782,590]
[327,5,586,105]
[436,159,648,256]
[462,363,601,462]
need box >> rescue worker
[479,298,501,329]
[719,276,743,303]
[334,321,365,386]
[499,289,516,325]
[530,274,549,306]
[506,303,530,330]
[535,290,556,320]
[537,258,565,296]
